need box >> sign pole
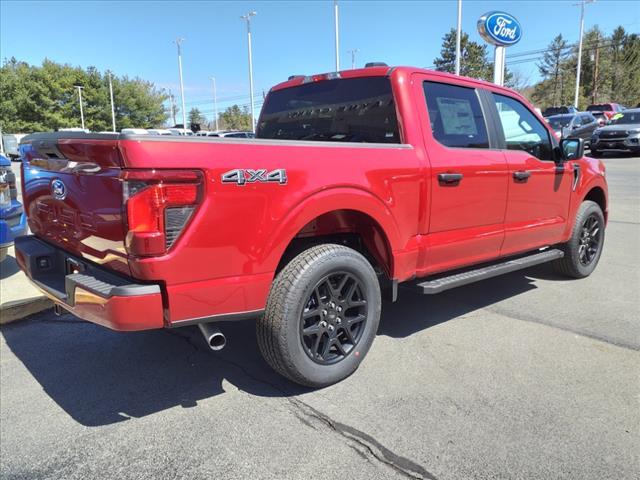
[493,45,505,86]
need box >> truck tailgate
[20,134,130,275]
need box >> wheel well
[584,187,607,218]
[276,210,393,278]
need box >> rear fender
[264,187,403,277]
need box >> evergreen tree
[433,29,493,81]
[188,107,206,127]
[537,34,570,106]
[218,105,252,131]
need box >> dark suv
[590,108,640,156]
[547,113,599,146]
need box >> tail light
[121,169,203,256]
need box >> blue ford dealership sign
[477,11,522,47]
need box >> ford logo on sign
[51,179,67,200]
[477,11,522,47]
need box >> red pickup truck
[16,66,608,387]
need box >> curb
[0,296,53,325]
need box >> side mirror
[560,137,584,161]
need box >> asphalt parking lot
[1,156,638,480]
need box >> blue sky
[1,0,638,122]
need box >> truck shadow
[0,254,20,279]
[380,264,554,337]
[1,266,548,427]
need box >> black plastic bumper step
[416,249,564,294]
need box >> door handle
[512,170,531,182]
[438,173,463,185]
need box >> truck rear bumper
[14,235,165,331]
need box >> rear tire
[553,200,605,278]
[589,149,602,158]
[257,244,381,387]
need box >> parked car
[147,129,173,136]
[2,133,27,161]
[586,103,625,124]
[0,154,27,262]
[168,128,194,136]
[590,108,640,156]
[207,131,255,138]
[542,106,579,117]
[121,128,149,135]
[547,113,599,146]
[16,66,608,387]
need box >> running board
[416,249,564,295]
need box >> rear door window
[423,82,489,149]
[257,77,399,143]
[492,93,554,161]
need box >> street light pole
[241,11,257,133]
[334,1,340,71]
[455,0,462,75]
[169,90,177,126]
[210,76,219,132]
[347,48,359,69]
[175,37,187,131]
[573,0,594,108]
[108,72,116,132]
[74,85,85,130]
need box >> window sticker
[436,97,478,135]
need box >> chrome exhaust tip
[198,322,226,351]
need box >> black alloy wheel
[300,272,368,365]
[578,214,602,266]
[257,244,381,387]
[553,200,605,278]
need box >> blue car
[0,154,27,262]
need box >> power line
[506,39,628,67]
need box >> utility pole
[169,90,177,126]
[209,76,219,132]
[573,0,595,108]
[592,32,600,104]
[241,11,257,133]
[175,37,187,131]
[108,72,116,132]
[553,57,560,106]
[334,1,340,71]
[74,85,85,130]
[347,48,359,69]
[455,0,462,75]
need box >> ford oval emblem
[477,11,522,47]
[51,179,67,200]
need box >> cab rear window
[257,77,400,143]
[587,104,613,112]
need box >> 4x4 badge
[221,169,287,186]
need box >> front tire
[553,200,605,278]
[257,244,381,387]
